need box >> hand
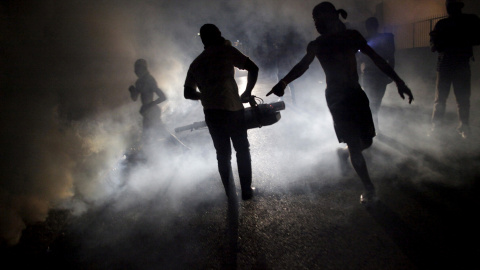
[240,91,251,103]
[129,85,139,101]
[397,83,414,104]
[266,81,286,97]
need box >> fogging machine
[175,96,285,133]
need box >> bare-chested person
[267,2,413,204]
[129,58,187,150]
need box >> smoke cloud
[5,0,477,248]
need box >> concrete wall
[382,0,480,25]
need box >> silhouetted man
[429,0,480,139]
[268,2,413,204]
[129,59,167,145]
[184,24,259,200]
[359,17,395,132]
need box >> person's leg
[346,137,375,203]
[142,114,154,146]
[363,75,387,132]
[230,110,253,200]
[452,65,471,138]
[205,111,234,197]
[211,133,233,196]
[140,112,160,160]
[337,145,350,176]
[431,70,452,132]
[232,136,252,200]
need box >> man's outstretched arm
[361,44,413,103]
[267,51,315,97]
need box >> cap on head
[446,0,464,15]
[199,24,222,46]
[446,0,464,8]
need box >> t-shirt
[184,44,249,111]
[431,13,480,71]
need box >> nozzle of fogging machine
[269,101,285,111]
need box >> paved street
[3,75,480,270]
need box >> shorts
[326,86,376,145]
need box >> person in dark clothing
[358,17,395,132]
[184,24,259,200]
[267,2,413,204]
[429,0,480,139]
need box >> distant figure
[129,59,167,145]
[358,17,395,132]
[267,2,413,204]
[184,24,259,200]
[129,59,187,150]
[429,0,480,139]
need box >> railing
[384,14,447,49]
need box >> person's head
[134,58,148,77]
[446,0,464,16]
[365,17,379,36]
[199,24,225,48]
[312,2,347,35]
